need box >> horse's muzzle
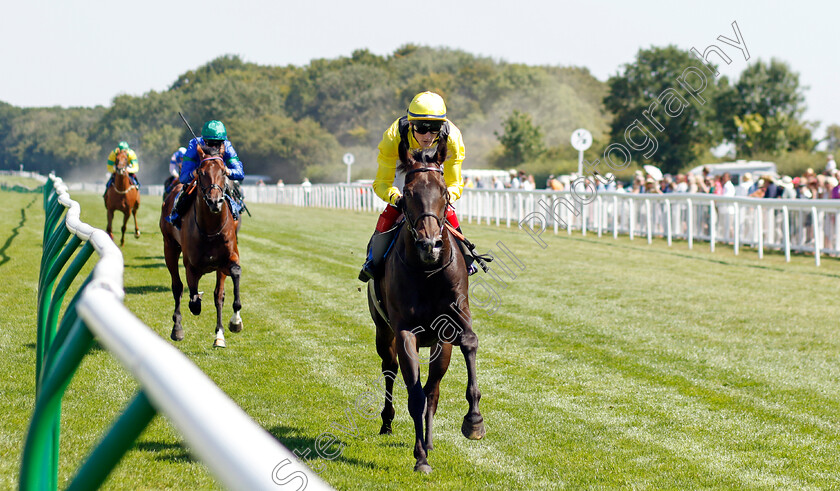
[207,196,225,213]
[415,236,443,264]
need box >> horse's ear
[196,145,205,159]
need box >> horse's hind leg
[375,326,398,435]
[213,270,227,348]
[460,329,485,440]
[228,263,243,333]
[164,240,184,341]
[423,341,452,452]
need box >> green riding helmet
[118,141,130,150]
[201,120,227,141]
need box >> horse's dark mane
[397,146,447,174]
[200,143,223,157]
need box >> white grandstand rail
[76,289,330,491]
[53,176,331,491]
[146,183,840,266]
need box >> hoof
[229,321,243,333]
[135,231,141,238]
[189,300,201,315]
[213,338,226,348]
[171,327,184,341]
[461,417,486,440]
[379,425,392,435]
[414,462,432,474]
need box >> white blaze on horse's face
[198,160,227,214]
[116,152,128,174]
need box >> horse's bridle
[196,156,227,209]
[402,166,449,242]
[111,154,135,194]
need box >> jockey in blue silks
[169,146,188,179]
[163,146,187,197]
[165,120,245,228]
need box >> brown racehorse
[104,149,140,246]
[159,144,243,347]
[367,146,485,474]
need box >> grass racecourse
[2,182,840,490]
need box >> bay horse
[367,146,485,473]
[104,149,140,246]
[159,144,243,347]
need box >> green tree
[716,58,811,156]
[230,114,341,183]
[822,124,840,153]
[604,45,723,174]
[494,110,545,166]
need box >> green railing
[20,175,328,490]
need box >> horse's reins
[395,235,455,278]
[111,156,136,194]
[192,156,230,237]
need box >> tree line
[0,45,834,186]
[498,45,834,183]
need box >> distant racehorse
[104,149,140,246]
[159,144,243,347]
[367,146,485,473]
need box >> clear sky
[3,0,837,138]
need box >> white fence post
[813,206,821,266]
[710,200,716,253]
[783,206,791,262]
[757,205,764,259]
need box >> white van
[688,161,777,184]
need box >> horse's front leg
[106,209,114,240]
[375,324,398,435]
[164,240,184,341]
[460,329,486,440]
[213,270,227,348]
[396,329,431,473]
[120,209,129,247]
[424,341,452,452]
[228,263,243,333]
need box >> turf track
[2,186,840,490]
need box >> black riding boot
[166,191,187,229]
[358,227,398,282]
[455,226,492,276]
[457,239,478,275]
[103,176,113,198]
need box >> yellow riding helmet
[407,91,447,121]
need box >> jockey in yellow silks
[358,91,490,282]
[104,141,140,194]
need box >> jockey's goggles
[412,121,443,135]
